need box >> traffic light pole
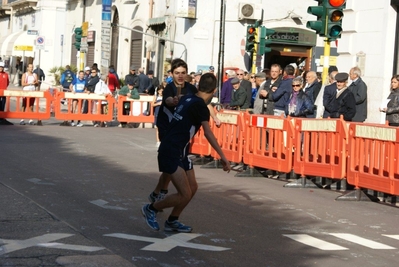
[322,38,331,85]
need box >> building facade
[0,0,398,123]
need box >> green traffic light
[257,26,275,55]
[74,27,82,51]
[306,4,327,36]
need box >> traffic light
[245,25,257,52]
[258,26,275,55]
[306,0,326,36]
[324,0,346,40]
[74,27,82,51]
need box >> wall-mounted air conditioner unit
[238,3,262,20]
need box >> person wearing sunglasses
[286,76,314,118]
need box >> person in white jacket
[93,74,111,127]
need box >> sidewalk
[0,182,136,267]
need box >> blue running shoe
[141,204,159,231]
[164,220,192,233]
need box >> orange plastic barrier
[243,114,294,173]
[347,123,399,195]
[293,118,348,179]
[0,90,52,120]
[117,95,154,124]
[190,116,215,157]
[210,109,245,163]
[54,92,115,122]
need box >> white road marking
[283,234,348,250]
[0,234,72,255]
[89,199,128,210]
[383,235,399,240]
[104,233,230,252]
[27,178,55,185]
[37,242,103,252]
[0,234,104,255]
[330,233,396,249]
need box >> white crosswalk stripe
[283,234,348,251]
[383,235,399,241]
[330,233,396,249]
[284,233,398,251]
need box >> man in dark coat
[330,72,356,121]
[272,64,296,116]
[348,66,368,122]
[323,71,338,118]
[125,65,139,90]
[303,71,322,118]
[229,77,249,110]
[237,69,252,108]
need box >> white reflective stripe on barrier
[4,91,45,97]
[64,92,108,100]
[301,119,337,132]
[355,125,397,142]
[217,113,238,124]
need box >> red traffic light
[328,0,346,7]
[248,27,256,35]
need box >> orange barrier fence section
[0,90,52,120]
[243,114,294,173]
[117,95,155,124]
[347,123,399,195]
[293,118,348,179]
[190,116,215,158]
[54,92,115,122]
[210,110,245,163]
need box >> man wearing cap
[330,72,356,121]
[253,72,267,114]
[229,77,249,110]
[84,66,91,80]
[0,61,12,125]
[145,70,160,95]
[209,66,215,75]
[193,71,202,88]
[125,65,139,90]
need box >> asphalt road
[1,119,399,267]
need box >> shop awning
[0,31,36,58]
[148,16,167,26]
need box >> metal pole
[114,24,187,62]
[217,0,226,100]
[322,38,331,85]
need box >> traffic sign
[27,30,38,35]
[36,36,45,45]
